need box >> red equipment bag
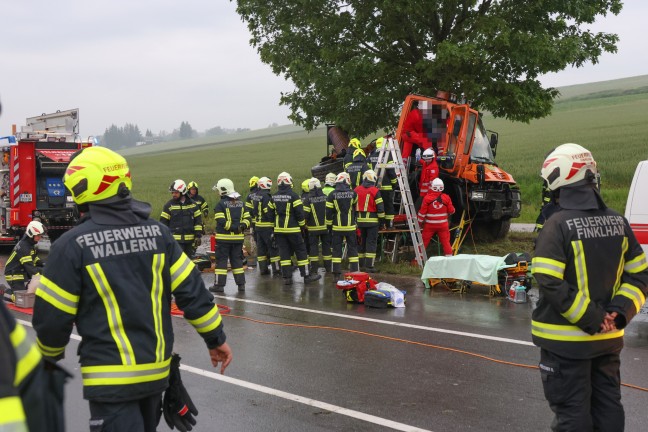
[336,272,377,303]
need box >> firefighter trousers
[256,228,280,272]
[381,189,395,224]
[358,225,378,268]
[214,241,245,287]
[178,241,196,259]
[422,223,452,255]
[275,233,309,279]
[307,230,332,272]
[539,349,624,432]
[89,393,162,432]
[331,231,359,274]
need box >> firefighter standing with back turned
[303,177,332,274]
[32,146,232,431]
[532,143,648,431]
[326,172,359,277]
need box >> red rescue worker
[417,178,455,256]
[419,148,439,197]
[402,100,432,160]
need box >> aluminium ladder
[374,137,427,268]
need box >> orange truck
[0,109,92,244]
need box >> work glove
[163,353,198,432]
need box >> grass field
[125,75,648,231]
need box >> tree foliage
[235,0,622,136]
[179,121,195,139]
[101,123,143,149]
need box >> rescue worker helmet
[375,137,384,149]
[422,149,435,161]
[64,146,132,205]
[431,178,444,192]
[214,178,235,196]
[541,143,598,191]
[349,138,361,149]
[363,170,377,183]
[335,172,351,185]
[257,177,272,190]
[26,220,45,238]
[249,176,259,188]
[301,179,310,193]
[324,173,337,186]
[308,178,321,190]
[188,181,199,190]
[353,148,366,159]
[169,179,187,195]
[277,172,293,186]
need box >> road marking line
[182,363,433,432]
[17,318,432,432]
[213,295,535,346]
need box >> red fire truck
[0,109,93,244]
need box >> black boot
[260,265,270,275]
[304,273,321,283]
[284,277,293,285]
[209,284,224,293]
[237,284,246,292]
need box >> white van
[626,161,648,254]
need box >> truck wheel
[473,218,511,240]
[311,157,344,182]
[327,127,350,155]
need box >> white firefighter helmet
[363,169,377,183]
[541,143,598,191]
[422,148,435,161]
[335,172,351,185]
[257,176,272,190]
[214,178,235,196]
[308,177,321,190]
[431,178,444,192]
[26,220,45,238]
[324,172,337,186]
[277,172,293,186]
[169,179,187,195]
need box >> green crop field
[124,75,648,231]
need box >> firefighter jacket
[245,187,261,225]
[303,187,328,233]
[4,235,42,284]
[214,196,251,243]
[531,186,648,360]
[417,191,455,226]
[419,159,440,196]
[354,181,385,227]
[270,185,305,234]
[346,154,369,189]
[368,149,398,191]
[189,192,209,219]
[250,189,275,230]
[160,196,203,243]
[32,198,226,402]
[326,183,358,232]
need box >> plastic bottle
[508,281,520,300]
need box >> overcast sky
[1,1,646,137]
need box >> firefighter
[419,148,439,197]
[32,146,232,431]
[343,138,362,169]
[402,100,432,161]
[160,179,203,257]
[326,172,359,277]
[188,181,209,219]
[251,177,281,276]
[367,137,398,227]
[345,149,369,189]
[303,178,332,274]
[300,179,312,257]
[211,178,251,293]
[2,220,45,303]
[532,143,648,431]
[322,172,336,196]
[417,178,455,256]
[270,172,321,285]
[245,176,261,267]
[354,170,385,272]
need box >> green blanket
[420,254,516,287]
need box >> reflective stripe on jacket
[214,196,251,242]
[303,188,328,232]
[326,184,357,232]
[250,189,275,229]
[5,237,41,281]
[270,185,305,234]
[354,183,385,226]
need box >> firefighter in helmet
[345,149,369,189]
[303,177,332,274]
[32,146,232,431]
[354,170,385,272]
[188,181,209,219]
[245,176,262,268]
[270,172,321,285]
[326,172,359,277]
[251,176,281,276]
[322,172,336,196]
[3,220,45,303]
[343,138,362,169]
[532,143,648,431]
[211,178,251,293]
[160,179,203,257]
[417,178,455,256]
[367,137,398,227]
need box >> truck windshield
[470,117,495,163]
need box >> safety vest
[354,183,385,226]
[417,192,454,226]
[532,206,648,359]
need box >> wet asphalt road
[3,243,648,432]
